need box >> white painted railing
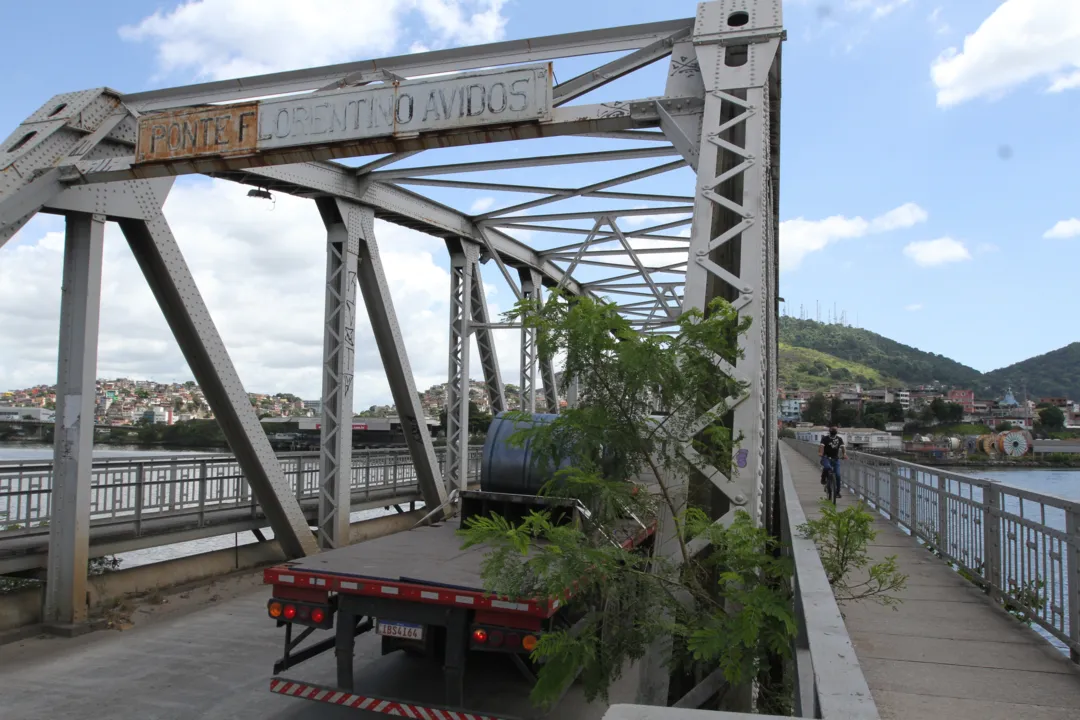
[0,447,482,535]
[787,440,1079,664]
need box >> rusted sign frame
[135,102,259,163]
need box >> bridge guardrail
[787,439,1080,664]
[0,447,483,537]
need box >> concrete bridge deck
[0,554,633,720]
[781,443,1080,720]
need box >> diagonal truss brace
[118,183,319,558]
[470,260,507,414]
[350,204,450,511]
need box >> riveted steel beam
[122,19,695,111]
[445,239,480,493]
[43,211,105,629]
[315,198,359,549]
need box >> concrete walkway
[781,443,1080,720]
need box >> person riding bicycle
[818,425,846,499]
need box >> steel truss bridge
[0,0,783,709]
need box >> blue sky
[1,0,1077,403]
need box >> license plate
[376,620,424,641]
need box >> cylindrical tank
[480,411,571,494]
[944,437,961,451]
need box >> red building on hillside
[948,389,975,414]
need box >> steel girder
[43,212,105,628]
[315,198,360,549]
[349,204,449,511]
[120,19,695,111]
[445,239,480,493]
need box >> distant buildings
[779,379,1079,431]
[793,426,902,452]
[0,407,54,422]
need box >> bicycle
[820,459,839,505]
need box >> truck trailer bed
[280,521,487,592]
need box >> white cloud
[119,0,509,81]
[905,303,923,311]
[851,0,911,19]
[780,202,927,271]
[469,197,496,214]
[928,7,950,35]
[902,237,972,267]
[930,0,1080,108]
[869,202,929,232]
[1044,218,1080,239]
[0,179,520,405]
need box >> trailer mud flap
[270,677,525,720]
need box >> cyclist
[818,425,846,499]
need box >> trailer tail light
[471,624,539,653]
[269,598,334,629]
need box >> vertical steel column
[637,1,784,707]
[43,212,104,628]
[119,187,317,559]
[680,0,783,526]
[539,283,560,413]
[445,239,478,493]
[470,261,506,414]
[315,198,359,549]
[565,375,580,409]
[352,205,449,510]
[518,270,540,413]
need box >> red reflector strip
[270,678,514,720]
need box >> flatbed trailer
[264,491,655,719]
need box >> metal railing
[788,440,1080,663]
[0,447,483,536]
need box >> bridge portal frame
[0,4,783,695]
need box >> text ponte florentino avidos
[256,65,549,149]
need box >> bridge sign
[135,64,552,164]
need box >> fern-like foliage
[458,293,800,708]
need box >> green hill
[778,343,898,391]
[983,343,1080,402]
[779,317,982,388]
[777,317,1080,401]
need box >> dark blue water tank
[480,411,570,494]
